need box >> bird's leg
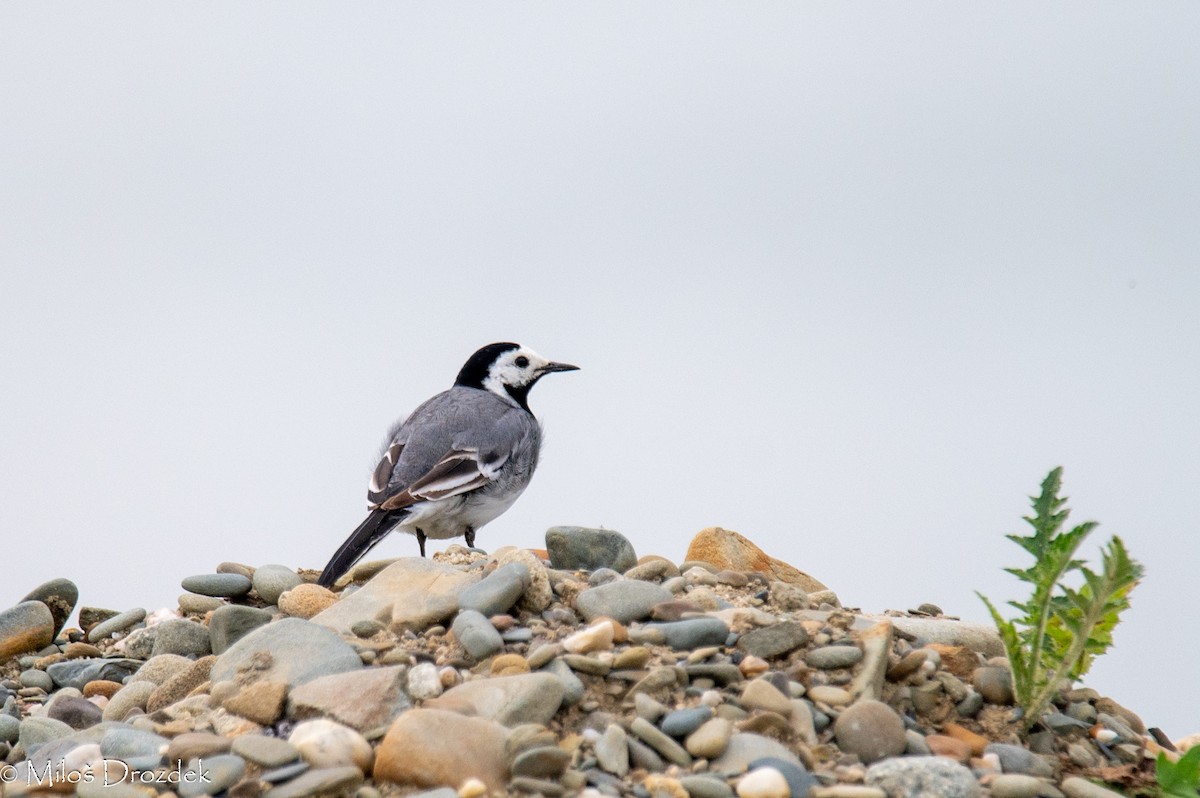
[465,527,476,549]
[417,529,427,558]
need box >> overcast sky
[2,4,1197,738]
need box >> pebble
[19,668,53,691]
[686,717,734,758]
[100,726,169,759]
[279,583,339,618]
[151,617,212,657]
[625,558,681,582]
[644,618,731,650]
[103,680,156,721]
[179,753,246,797]
[737,621,809,660]
[0,713,20,744]
[20,578,79,637]
[864,756,981,798]
[223,678,288,724]
[290,718,374,772]
[736,767,790,798]
[563,620,616,653]
[833,699,907,763]
[596,724,630,776]
[495,548,554,611]
[47,657,141,689]
[291,665,411,731]
[86,607,147,642]
[985,743,1056,778]
[661,705,714,737]
[46,693,103,729]
[545,526,638,572]
[427,671,565,726]
[681,775,736,798]
[459,561,530,616]
[261,761,312,783]
[253,563,304,604]
[407,661,444,699]
[543,657,586,705]
[209,604,274,654]
[264,766,364,798]
[167,732,233,762]
[147,654,215,712]
[0,601,56,659]
[1061,778,1125,798]
[805,645,863,669]
[711,733,803,774]
[576,580,674,624]
[990,774,1064,798]
[210,617,362,688]
[233,733,301,767]
[631,717,692,766]
[807,685,852,706]
[749,757,818,798]
[451,609,505,660]
[179,593,226,613]
[512,745,572,778]
[740,679,794,716]
[181,572,253,598]
[19,715,74,752]
[374,708,510,792]
[973,665,1015,704]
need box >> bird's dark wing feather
[377,447,508,510]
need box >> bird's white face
[483,347,555,393]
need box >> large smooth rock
[424,672,564,727]
[311,558,479,634]
[685,527,827,591]
[21,578,79,638]
[575,580,673,624]
[288,666,411,731]
[0,601,56,660]
[545,526,638,572]
[450,610,504,660]
[374,709,509,792]
[210,618,361,688]
[834,700,908,764]
[865,756,981,798]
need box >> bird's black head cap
[454,342,521,389]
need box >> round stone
[19,668,53,691]
[736,767,789,798]
[865,756,981,798]
[181,573,253,598]
[289,719,373,773]
[685,718,733,759]
[253,564,303,605]
[973,666,1015,704]
[833,699,907,763]
[278,584,338,619]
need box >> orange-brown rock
[925,733,973,762]
[0,601,55,660]
[942,721,989,756]
[927,644,980,680]
[684,527,828,592]
[374,709,509,792]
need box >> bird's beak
[540,361,580,374]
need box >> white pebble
[288,718,374,773]
[407,662,443,699]
[737,766,789,798]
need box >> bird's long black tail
[317,510,404,588]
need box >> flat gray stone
[263,765,363,798]
[46,694,103,729]
[451,609,503,660]
[643,618,730,650]
[680,775,735,798]
[546,526,638,572]
[179,753,246,797]
[986,743,1056,778]
[458,562,530,616]
[181,573,253,598]
[426,672,564,727]
[47,658,142,689]
[100,726,169,760]
[21,578,79,638]
[866,756,982,798]
[19,715,75,753]
[736,621,809,660]
[806,644,864,669]
[210,618,362,688]
[630,717,691,766]
[661,706,714,738]
[541,657,585,706]
[87,608,147,643]
[232,734,301,767]
[209,605,274,655]
[151,618,212,658]
[575,580,673,624]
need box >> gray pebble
[179,753,246,797]
[253,564,303,605]
[643,618,730,650]
[152,618,212,658]
[660,706,714,738]
[546,526,638,573]
[865,756,981,798]
[511,745,572,778]
[46,694,103,729]
[973,665,1015,704]
[630,717,692,766]
[351,619,385,638]
[209,605,274,655]
[179,593,226,614]
[450,609,503,660]
[458,562,530,616]
[181,573,253,598]
[1062,776,1126,798]
[260,760,312,783]
[86,607,147,642]
[986,743,1056,778]
[833,699,907,764]
[46,658,142,689]
[263,766,363,798]
[576,580,673,624]
[595,724,629,777]
[0,714,19,744]
[588,568,623,586]
[805,644,863,669]
[679,775,735,798]
[232,734,300,767]
[18,669,53,691]
[542,657,586,705]
[747,756,818,798]
[19,715,74,752]
[101,726,169,760]
[990,773,1064,798]
[737,621,809,660]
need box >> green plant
[977,467,1144,730]
[1157,746,1200,797]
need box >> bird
[317,342,579,587]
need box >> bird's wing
[374,447,510,510]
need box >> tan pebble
[64,642,105,659]
[439,667,462,688]
[222,679,288,725]
[83,680,124,699]
[642,774,689,798]
[489,614,515,631]
[809,787,888,798]
[278,584,337,619]
[807,685,852,706]
[290,718,374,773]
[458,777,488,798]
[739,655,769,678]
[740,679,793,716]
[925,734,972,762]
[613,646,651,669]
[563,621,615,654]
[491,654,530,676]
[926,644,980,680]
[594,616,628,643]
[941,721,988,756]
[34,652,66,669]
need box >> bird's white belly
[398,486,528,540]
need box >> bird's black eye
[515,356,530,368]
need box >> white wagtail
[317,342,579,587]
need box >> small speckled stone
[865,756,980,798]
[973,666,1015,704]
[833,699,906,763]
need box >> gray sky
[2,4,1197,738]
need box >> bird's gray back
[382,386,541,493]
